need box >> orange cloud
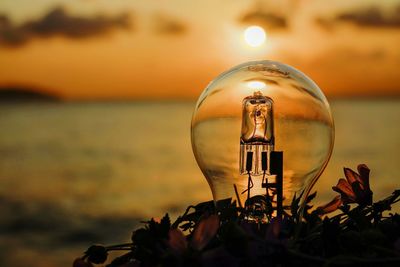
[316,4,400,30]
[0,6,132,47]
[153,13,187,35]
[238,9,287,30]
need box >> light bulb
[191,60,334,217]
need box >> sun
[244,26,266,47]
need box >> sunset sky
[1,0,400,99]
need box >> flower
[168,228,188,254]
[167,214,220,253]
[85,245,108,264]
[332,164,373,206]
[316,164,373,215]
[191,214,220,250]
[315,195,342,215]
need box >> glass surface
[191,60,334,210]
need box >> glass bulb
[191,60,334,214]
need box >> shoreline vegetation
[0,86,60,102]
[1,86,400,103]
[74,165,400,267]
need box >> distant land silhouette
[0,86,60,102]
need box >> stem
[106,248,132,251]
[171,205,195,228]
[106,243,133,249]
[234,184,243,208]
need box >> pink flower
[315,195,342,215]
[167,214,220,253]
[316,164,373,215]
[191,214,220,250]
[332,164,373,206]
[168,228,188,253]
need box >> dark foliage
[74,165,400,267]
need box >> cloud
[316,5,400,30]
[153,13,187,35]
[322,47,387,63]
[314,17,335,31]
[0,6,132,47]
[238,10,288,30]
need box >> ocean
[0,100,399,267]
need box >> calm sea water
[0,100,399,267]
